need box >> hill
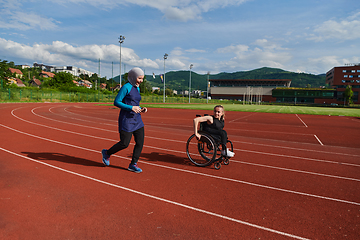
[114,67,326,91]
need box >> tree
[344,85,354,105]
[44,72,75,88]
[0,60,12,87]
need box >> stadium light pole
[163,53,168,103]
[207,71,210,104]
[119,35,125,88]
[189,64,193,103]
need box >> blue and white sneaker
[128,163,142,173]
[102,149,110,166]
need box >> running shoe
[222,149,235,158]
[102,149,110,166]
[128,163,142,173]
[226,149,235,158]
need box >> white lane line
[314,135,324,146]
[231,140,360,158]
[230,160,360,182]
[296,114,308,128]
[236,148,360,168]
[0,146,309,240]
[1,123,359,207]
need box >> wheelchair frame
[186,114,233,170]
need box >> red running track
[0,102,359,239]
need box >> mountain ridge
[115,67,326,91]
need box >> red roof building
[40,71,55,78]
[8,68,23,78]
[29,77,41,87]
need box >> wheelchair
[186,114,234,170]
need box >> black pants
[204,128,227,150]
[107,127,144,165]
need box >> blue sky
[1,0,359,79]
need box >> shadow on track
[21,152,127,170]
[140,152,192,166]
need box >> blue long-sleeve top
[114,82,144,132]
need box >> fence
[0,88,213,104]
[0,88,117,103]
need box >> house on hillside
[16,65,30,69]
[40,71,55,78]
[15,78,26,87]
[29,77,41,87]
[73,80,80,87]
[78,80,92,89]
[8,68,23,78]
[6,77,25,87]
[113,84,121,91]
[33,63,55,72]
[152,87,160,92]
[100,83,107,89]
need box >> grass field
[138,103,360,117]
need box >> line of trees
[0,59,157,95]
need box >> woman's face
[135,75,144,86]
[213,107,224,119]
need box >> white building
[54,66,94,77]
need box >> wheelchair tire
[186,133,216,167]
[214,162,221,170]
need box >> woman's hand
[132,106,142,113]
[195,132,201,140]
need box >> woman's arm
[193,116,213,140]
[114,84,142,113]
[114,84,132,111]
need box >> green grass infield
[134,103,360,117]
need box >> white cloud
[0,37,159,70]
[305,55,360,74]
[217,44,249,53]
[49,0,249,21]
[216,40,292,70]
[185,48,206,53]
[309,11,360,41]
[0,0,60,30]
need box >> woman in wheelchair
[193,105,235,158]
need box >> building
[7,77,26,87]
[40,71,55,78]
[29,77,41,87]
[272,88,336,104]
[209,79,291,102]
[33,63,95,77]
[33,63,55,72]
[16,65,30,69]
[326,64,360,104]
[54,66,94,77]
[152,87,160,92]
[100,83,107,90]
[8,68,23,78]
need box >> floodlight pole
[189,64,193,103]
[207,71,210,104]
[119,35,125,88]
[163,53,168,103]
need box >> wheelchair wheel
[186,133,216,167]
[214,162,221,170]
